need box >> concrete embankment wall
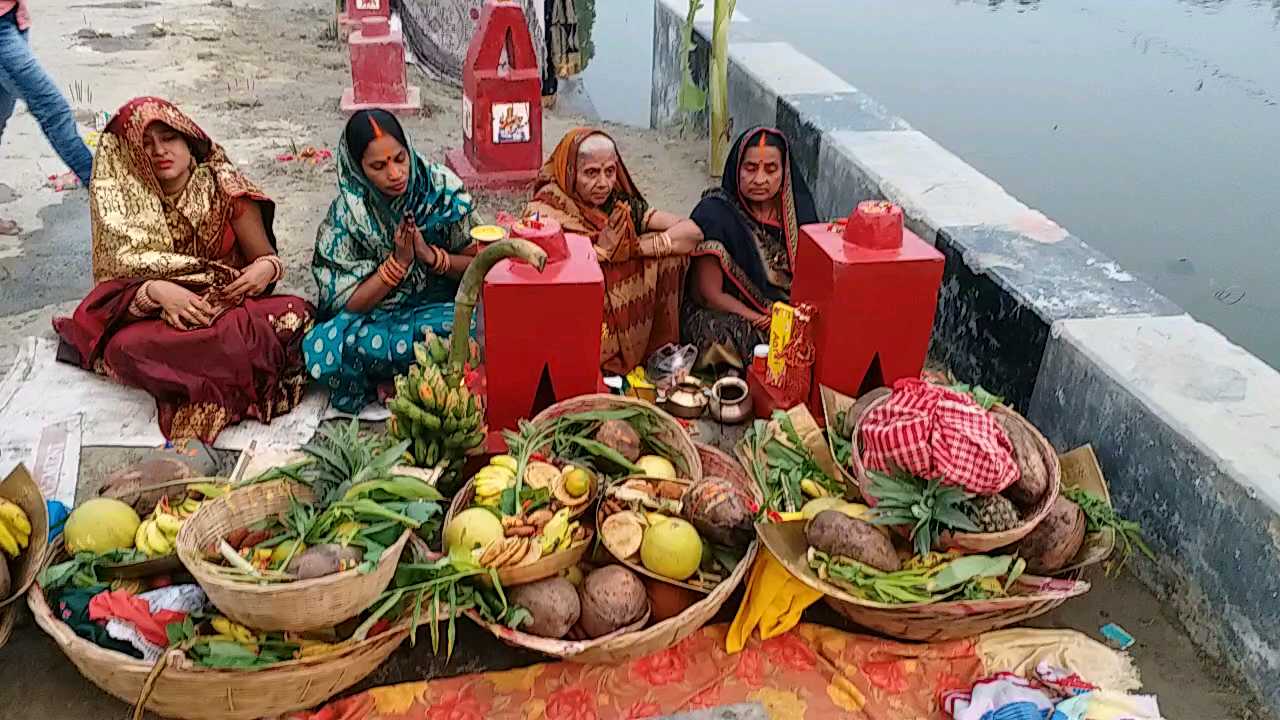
[650,0,1280,705]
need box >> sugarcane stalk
[446,239,548,381]
[708,0,737,175]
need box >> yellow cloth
[726,549,823,654]
[977,628,1142,692]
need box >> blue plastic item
[1099,622,1135,650]
[46,500,69,542]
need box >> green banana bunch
[388,328,487,493]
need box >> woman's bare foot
[0,218,20,236]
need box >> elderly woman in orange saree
[53,97,314,443]
[526,128,702,373]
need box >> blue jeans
[0,10,93,185]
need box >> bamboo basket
[175,481,410,631]
[0,465,51,648]
[466,444,757,664]
[28,544,410,720]
[443,476,594,587]
[822,575,1088,642]
[757,520,1089,642]
[529,393,703,483]
[848,392,1061,552]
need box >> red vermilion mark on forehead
[756,131,769,149]
[369,115,385,139]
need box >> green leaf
[202,640,260,667]
[928,555,1013,592]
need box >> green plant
[865,470,978,556]
[355,554,528,661]
[1063,487,1154,575]
[741,410,843,514]
[249,417,410,506]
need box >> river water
[582,0,1280,369]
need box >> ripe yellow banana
[0,499,31,538]
[800,478,829,498]
[0,522,18,558]
[154,512,182,537]
[135,521,152,555]
[144,520,172,556]
[489,455,519,473]
[210,616,257,646]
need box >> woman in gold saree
[526,128,702,374]
[54,97,314,442]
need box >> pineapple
[865,470,980,556]
[969,494,1021,533]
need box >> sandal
[48,172,82,192]
[0,218,21,236]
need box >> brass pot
[662,381,708,420]
[708,377,751,424]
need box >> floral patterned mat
[295,623,991,720]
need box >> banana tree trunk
[447,239,548,381]
[708,0,737,176]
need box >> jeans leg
[0,19,93,185]
[0,79,15,146]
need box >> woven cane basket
[27,544,409,720]
[466,444,755,664]
[849,394,1061,552]
[822,574,1089,642]
[175,481,410,631]
[444,475,595,587]
[529,393,703,484]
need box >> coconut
[594,420,642,463]
[681,476,753,548]
[577,565,647,638]
[510,578,581,638]
[1018,496,1086,573]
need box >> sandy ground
[0,0,711,373]
[0,0,1265,717]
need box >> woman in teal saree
[304,109,477,413]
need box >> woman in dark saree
[681,126,819,366]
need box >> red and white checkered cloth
[859,378,1019,494]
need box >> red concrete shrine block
[481,230,605,435]
[341,17,420,114]
[445,0,542,191]
[338,0,389,39]
[791,201,944,413]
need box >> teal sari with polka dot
[303,131,476,413]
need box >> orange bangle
[433,246,449,273]
[376,262,401,288]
